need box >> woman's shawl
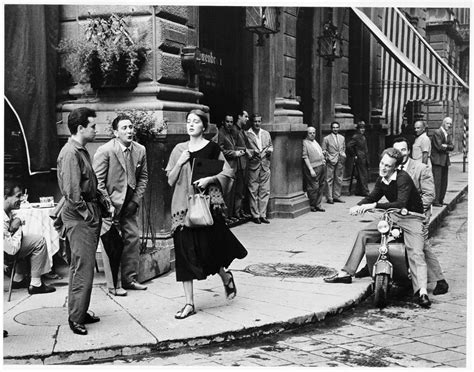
[166,141,234,233]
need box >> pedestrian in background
[347,121,370,197]
[231,110,251,219]
[413,121,431,166]
[57,107,102,335]
[215,113,246,223]
[245,113,273,224]
[302,126,326,212]
[166,109,247,319]
[93,114,149,295]
[430,117,454,207]
[322,121,346,204]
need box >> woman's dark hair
[67,107,96,134]
[187,109,209,130]
[111,114,132,130]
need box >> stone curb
[4,287,373,365]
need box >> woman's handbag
[184,188,214,228]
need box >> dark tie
[400,164,404,170]
[125,148,136,189]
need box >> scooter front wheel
[373,273,390,309]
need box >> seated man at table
[3,185,55,294]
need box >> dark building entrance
[199,7,249,124]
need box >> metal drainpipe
[152,5,157,82]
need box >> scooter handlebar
[368,208,425,218]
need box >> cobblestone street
[101,195,469,367]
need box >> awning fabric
[352,7,469,135]
[4,5,60,174]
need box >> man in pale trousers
[393,137,449,295]
[245,113,273,224]
[322,121,346,204]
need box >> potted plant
[109,109,168,144]
[57,14,148,90]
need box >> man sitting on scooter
[324,147,431,308]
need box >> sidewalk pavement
[3,156,468,365]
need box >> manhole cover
[244,263,337,278]
[14,307,69,326]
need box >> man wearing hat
[347,121,370,196]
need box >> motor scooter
[364,208,425,308]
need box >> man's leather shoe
[327,199,334,204]
[84,312,100,324]
[324,274,352,284]
[355,264,370,278]
[251,218,261,224]
[418,294,431,308]
[333,198,345,203]
[315,207,325,212]
[68,319,87,335]
[28,283,56,295]
[260,217,270,224]
[433,279,449,295]
[123,281,147,290]
[12,277,30,289]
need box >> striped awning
[352,7,469,135]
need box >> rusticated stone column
[57,5,211,273]
[255,8,310,218]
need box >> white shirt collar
[382,170,397,185]
[117,140,132,152]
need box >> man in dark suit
[93,114,149,293]
[57,107,102,335]
[215,114,246,222]
[430,117,454,207]
[231,110,251,219]
[347,121,370,196]
[324,148,431,308]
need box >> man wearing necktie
[322,121,346,204]
[430,117,454,207]
[93,115,148,292]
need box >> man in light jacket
[93,114,148,293]
[322,121,346,204]
[245,113,273,224]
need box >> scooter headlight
[377,220,390,234]
[391,228,401,238]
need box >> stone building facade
[4,6,468,272]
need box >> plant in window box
[57,14,148,90]
[107,109,168,144]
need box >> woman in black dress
[166,109,247,319]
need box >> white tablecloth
[13,205,60,265]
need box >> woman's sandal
[174,303,196,319]
[224,271,237,300]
